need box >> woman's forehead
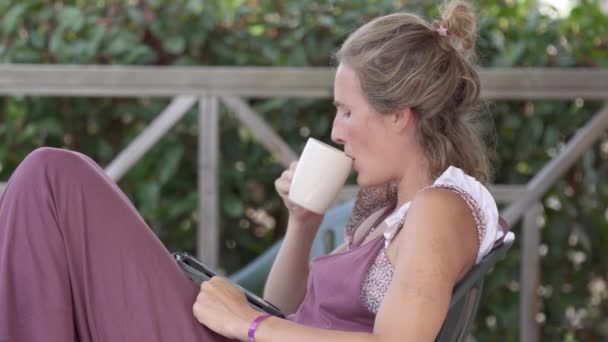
[333,64,363,105]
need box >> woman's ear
[392,107,415,133]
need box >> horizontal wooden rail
[0,65,332,98]
[0,64,607,99]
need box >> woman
[0,1,505,341]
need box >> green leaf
[159,145,184,184]
[49,26,65,55]
[186,0,205,14]
[107,31,138,55]
[58,7,84,31]
[30,30,45,49]
[163,36,186,54]
[86,26,106,57]
[38,117,63,137]
[167,192,197,219]
[127,7,145,25]
[138,181,160,213]
[491,41,526,67]
[2,4,26,34]
[222,192,244,218]
[19,124,38,141]
[124,45,156,64]
[318,15,335,27]
[248,24,264,36]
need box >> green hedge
[1,0,607,340]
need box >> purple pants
[0,148,232,342]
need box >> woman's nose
[331,115,345,145]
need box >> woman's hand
[274,161,324,226]
[193,276,260,341]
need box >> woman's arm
[263,214,323,314]
[195,187,480,341]
[371,188,479,340]
[263,162,325,313]
[264,202,380,312]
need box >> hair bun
[438,0,477,55]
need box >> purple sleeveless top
[286,234,385,332]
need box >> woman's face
[331,63,404,186]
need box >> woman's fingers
[282,167,294,180]
[274,166,295,198]
[274,178,288,197]
[275,162,323,220]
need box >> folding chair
[435,231,515,341]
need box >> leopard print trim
[360,250,394,313]
[344,182,398,247]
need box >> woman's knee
[18,147,98,182]
[26,147,72,163]
[24,147,80,169]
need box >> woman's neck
[395,159,433,209]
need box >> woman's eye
[342,111,351,118]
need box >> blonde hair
[335,0,491,183]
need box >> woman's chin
[355,174,377,187]
[356,173,392,188]
[355,173,365,186]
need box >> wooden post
[198,95,220,268]
[520,203,542,342]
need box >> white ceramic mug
[288,138,353,214]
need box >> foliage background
[1,0,607,340]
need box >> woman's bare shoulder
[394,187,479,277]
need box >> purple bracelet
[248,313,271,342]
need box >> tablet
[173,252,285,318]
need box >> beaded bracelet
[248,313,271,342]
